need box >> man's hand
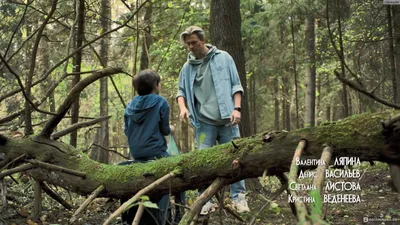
[231,110,241,125]
[179,107,189,121]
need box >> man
[176,26,250,214]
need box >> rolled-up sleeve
[228,55,244,96]
[176,68,187,101]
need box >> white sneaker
[232,193,250,213]
[200,201,216,215]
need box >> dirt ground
[1,162,399,225]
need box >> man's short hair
[179,26,205,46]
[133,69,160,95]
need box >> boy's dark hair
[133,69,160,95]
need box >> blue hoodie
[124,94,171,160]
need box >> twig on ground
[103,171,177,225]
[179,178,226,225]
[40,182,72,210]
[69,185,105,224]
[0,179,7,210]
[249,185,287,225]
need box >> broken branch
[179,178,227,225]
[287,140,310,225]
[0,164,34,179]
[103,171,177,225]
[51,116,111,140]
[27,160,86,179]
[69,185,105,224]
[40,182,72,210]
[40,67,122,138]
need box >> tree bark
[210,0,251,137]
[304,14,316,127]
[291,14,300,129]
[274,76,280,130]
[139,2,153,71]
[70,0,85,147]
[92,0,111,163]
[280,22,291,131]
[393,6,400,102]
[1,111,398,200]
[337,0,349,118]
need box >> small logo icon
[363,217,368,223]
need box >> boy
[122,69,176,225]
[124,69,173,161]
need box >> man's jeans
[195,121,246,199]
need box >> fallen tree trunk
[0,111,399,199]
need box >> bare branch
[24,0,59,134]
[103,171,177,225]
[132,201,145,225]
[40,67,122,138]
[157,4,189,71]
[3,1,32,58]
[0,0,147,104]
[180,178,226,225]
[0,179,7,210]
[1,154,27,170]
[326,1,363,85]
[26,160,86,179]
[91,143,130,160]
[0,164,34,179]
[69,185,105,224]
[0,54,58,116]
[287,140,309,224]
[87,42,126,108]
[334,70,400,109]
[40,181,72,210]
[313,146,333,193]
[382,114,400,128]
[51,116,111,140]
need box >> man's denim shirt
[176,49,244,128]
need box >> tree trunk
[304,14,316,127]
[393,6,400,102]
[274,76,280,130]
[325,74,331,122]
[93,0,111,163]
[251,73,257,134]
[291,14,300,129]
[210,0,251,137]
[139,2,153,71]
[337,0,349,118]
[70,0,85,147]
[280,23,291,131]
[0,111,398,200]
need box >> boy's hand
[179,107,189,121]
[170,125,175,133]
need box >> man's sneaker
[200,201,216,215]
[232,193,250,213]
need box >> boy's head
[133,69,161,95]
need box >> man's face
[185,34,205,58]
